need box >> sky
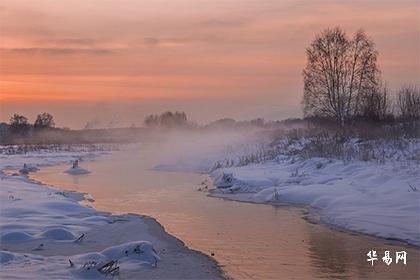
[1,0,419,128]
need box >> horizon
[1,0,419,128]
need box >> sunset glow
[1,0,419,128]
[1,2,420,279]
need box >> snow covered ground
[210,139,420,247]
[2,136,418,278]
[0,146,222,279]
[146,132,420,247]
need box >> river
[30,150,419,279]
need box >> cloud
[142,37,195,47]
[45,38,97,46]
[8,48,113,55]
[199,18,250,28]
[143,37,160,45]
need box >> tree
[34,112,55,129]
[250,118,265,127]
[144,114,159,127]
[359,84,392,121]
[159,111,187,127]
[9,114,30,134]
[302,27,381,126]
[396,85,420,120]
[144,111,188,127]
[10,114,29,128]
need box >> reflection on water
[31,151,420,279]
[308,230,350,278]
[307,226,419,280]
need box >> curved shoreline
[1,159,226,279]
[140,215,228,279]
[208,154,420,248]
[27,172,227,279]
[208,190,420,251]
[18,152,420,279]
[38,175,226,279]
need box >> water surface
[31,151,420,279]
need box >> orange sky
[1,0,419,128]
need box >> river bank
[0,147,224,279]
[28,148,420,279]
[210,156,420,248]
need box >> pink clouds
[0,0,418,128]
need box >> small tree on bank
[9,114,30,134]
[396,85,420,120]
[34,112,55,129]
[302,27,386,125]
[144,111,188,128]
[359,84,392,121]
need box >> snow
[64,166,91,175]
[64,159,91,175]
[210,154,420,246]
[19,164,40,174]
[2,137,418,277]
[0,241,159,279]
[1,145,102,174]
[0,147,222,279]
[148,133,420,247]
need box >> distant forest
[1,106,419,145]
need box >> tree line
[8,112,55,134]
[302,27,419,125]
[144,111,188,128]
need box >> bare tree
[360,84,392,121]
[34,112,55,129]
[144,111,188,128]
[144,114,159,127]
[396,85,420,120]
[9,114,30,134]
[302,27,381,125]
[9,114,29,128]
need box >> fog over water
[31,139,420,279]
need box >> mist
[140,128,268,173]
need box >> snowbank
[0,145,104,172]
[148,133,420,246]
[1,241,159,279]
[0,162,157,278]
[0,147,222,279]
[64,166,91,175]
[64,159,91,175]
[210,155,420,246]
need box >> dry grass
[212,121,420,170]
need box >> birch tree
[302,27,381,125]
